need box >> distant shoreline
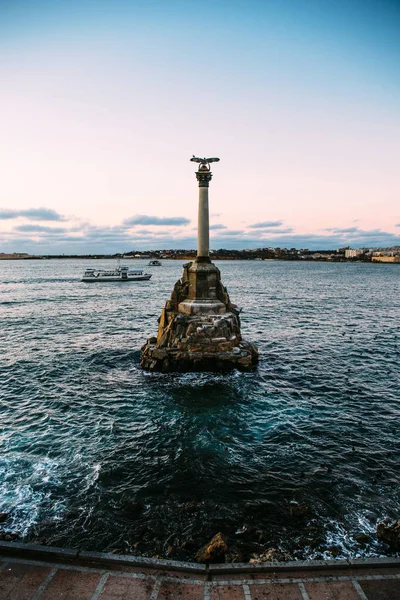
[1,254,399,264]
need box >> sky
[0,0,399,253]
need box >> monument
[140,156,258,372]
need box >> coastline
[1,255,399,263]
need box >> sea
[0,258,399,561]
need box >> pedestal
[178,260,225,315]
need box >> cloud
[396,223,400,227]
[0,208,66,221]
[248,220,283,229]
[256,227,294,234]
[323,226,400,245]
[348,228,400,241]
[14,224,69,233]
[250,230,400,249]
[124,214,190,227]
[325,227,360,233]
[3,228,399,255]
[134,229,154,235]
[3,210,399,254]
[211,230,245,236]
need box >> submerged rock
[0,532,19,541]
[353,533,369,545]
[195,532,228,563]
[297,537,320,549]
[166,545,177,557]
[180,539,195,551]
[0,513,9,523]
[288,501,310,518]
[376,519,400,549]
[327,545,342,557]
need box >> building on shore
[0,253,31,260]
[372,255,400,263]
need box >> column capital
[195,170,213,187]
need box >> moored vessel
[81,266,152,282]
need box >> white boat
[81,266,152,282]
[148,260,162,266]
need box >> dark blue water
[0,259,399,561]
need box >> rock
[237,355,252,368]
[0,513,9,523]
[166,545,176,557]
[180,539,195,550]
[0,532,19,541]
[186,323,197,336]
[376,519,400,549]
[353,533,369,545]
[152,348,168,361]
[218,341,232,352]
[298,537,320,549]
[250,547,291,563]
[158,309,168,329]
[176,324,186,338]
[327,545,342,557]
[202,345,218,353]
[288,501,310,518]
[175,313,187,322]
[225,545,244,563]
[195,532,228,563]
[187,344,203,353]
[157,331,169,348]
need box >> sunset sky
[1,0,399,253]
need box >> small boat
[81,266,152,282]
[148,260,162,266]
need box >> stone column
[196,167,212,261]
[178,163,225,315]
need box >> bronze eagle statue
[190,155,220,165]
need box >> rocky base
[377,519,400,550]
[140,260,258,373]
[141,328,258,372]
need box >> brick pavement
[0,553,399,600]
